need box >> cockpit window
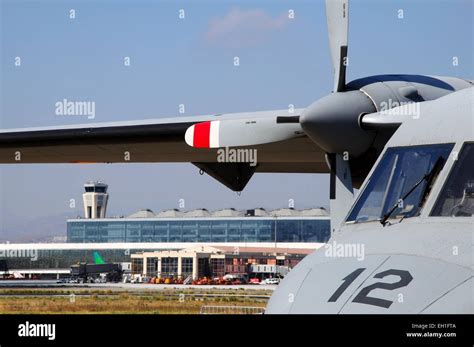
[346,144,453,223]
[431,143,474,217]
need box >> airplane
[0,0,472,313]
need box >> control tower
[83,181,109,219]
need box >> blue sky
[0,0,472,240]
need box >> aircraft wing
[0,110,329,190]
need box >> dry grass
[0,290,269,314]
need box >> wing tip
[185,121,220,148]
[184,125,195,147]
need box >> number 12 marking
[328,268,413,308]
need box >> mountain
[0,210,82,243]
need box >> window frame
[345,143,455,224]
[430,141,474,218]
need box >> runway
[0,280,276,291]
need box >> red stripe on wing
[193,121,211,148]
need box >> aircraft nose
[266,253,473,314]
[300,91,376,157]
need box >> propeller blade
[185,117,304,148]
[326,0,349,92]
[360,112,408,131]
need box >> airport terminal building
[0,243,315,280]
[67,207,330,244]
[68,182,330,244]
[1,182,330,279]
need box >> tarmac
[0,280,276,291]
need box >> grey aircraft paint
[266,87,474,314]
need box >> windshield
[431,142,474,217]
[346,144,454,223]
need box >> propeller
[326,0,349,92]
[360,111,408,130]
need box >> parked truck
[70,263,123,282]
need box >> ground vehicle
[264,278,280,285]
